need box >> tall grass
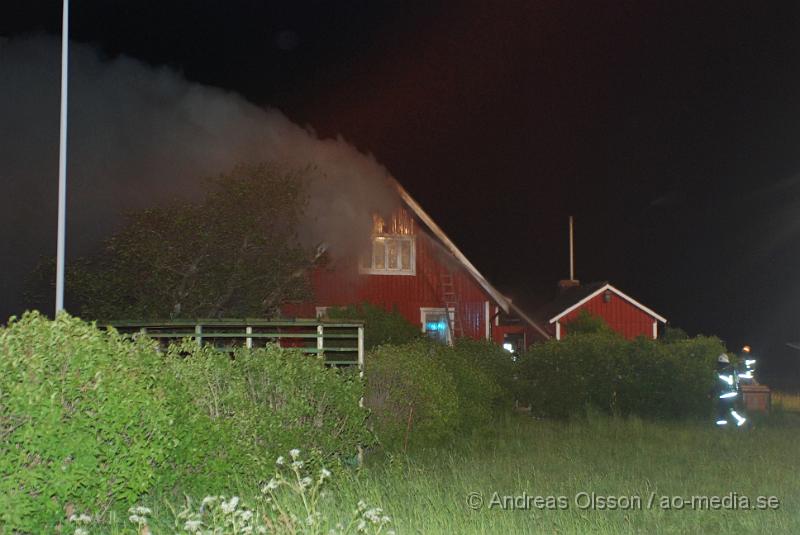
[773,391,800,413]
[343,414,800,534]
[102,414,799,534]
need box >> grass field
[96,412,800,535]
[773,391,800,413]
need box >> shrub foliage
[518,330,723,419]
[365,339,510,450]
[163,340,372,491]
[452,338,519,409]
[0,313,371,529]
[0,312,178,531]
[326,302,421,350]
[365,340,460,450]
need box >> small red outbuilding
[539,281,667,340]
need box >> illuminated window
[360,236,415,275]
[420,307,454,345]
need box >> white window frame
[420,307,455,345]
[359,235,416,276]
[315,306,329,319]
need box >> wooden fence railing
[104,318,365,372]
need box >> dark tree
[32,163,321,320]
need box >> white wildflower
[276,456,286,466]
[69,514,78,523]
[241,527,253,534]
[262,478,279,492]
[291,460,304,470]
[300,476,313,488]
[256,527,268,534]
[357,519,367,532]
[381,515,391,524]
[78,514,92,524]
[364,508,382,523]
[320,468,331,479]
[128,515,143,524]
[289,448,301,459]
[356,500,367,511]
[183,519,203,533]
[240,510,253,522]
[129,506,151,516]
[74,528,89,535]
[201,496,218,506]
[220,496,239,513]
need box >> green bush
[452,338,520,409]
[326,303,421,350]
[365,340,459,450]
[650,335,721,418]
[519,331,628,418]
[564,309,615,336]
[0,312,177,531]
[162,341,371,492]
[660,325,690,343]
[433,342,502,432]
[612,336,720,419]
[518,331,724,420]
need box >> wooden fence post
[357,324,365,466]
[357,325,365,379]
[317,324,324,358]
[195,324,203,346]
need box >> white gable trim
[393,179,551,339]
[394,180,509,311]
[548,283,667,324]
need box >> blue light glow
[426,321,447,332]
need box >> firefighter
[738,346,757,383]
[715,353,747,427]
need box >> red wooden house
[282,182,549,349]
[537,281,667,340]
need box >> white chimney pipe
[569,215,574,281]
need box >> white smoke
[0,35,400,314]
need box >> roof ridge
[391,177,550,339]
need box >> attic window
[603,290,613,303]
[360,235,415,275]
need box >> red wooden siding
[559,292,656,340]
[283,228,494,341]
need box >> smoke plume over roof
[1,36,399,317]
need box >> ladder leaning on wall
[439,271,464,340]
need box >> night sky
[3,1,800,388]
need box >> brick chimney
[558,279,580,293]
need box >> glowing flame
[373,209,415,236]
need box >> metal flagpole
[56,0,69,314]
